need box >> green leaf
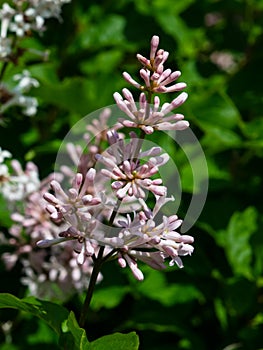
[135,0,194,15]
[80,50,123,75]
[91,286,130,311]
[217,207,258,278]
[79,12,126,48]
[27,320,58,345]
[137,268,203,306]
[90,332,139,350]
[0,293,69,336]
[214,298,228,330]
[0,345,18,350]
[201,126,242,153]
[156,13,205,57]
[205,158,230,181]
[195,91,241,130]
[35,77,92,115]
[242,117,263,140]
[224,277,257,315]
[59,311,90,350]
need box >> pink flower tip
[151,35,159,46]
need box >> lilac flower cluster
[0,35,193,302]
[0,108,121,298]
[0,148,99,300]
[0,147,40,201]
[36,35,194,281]
[114,36,189,134]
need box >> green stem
[78,199,122,327]
[78,247,104,328]
[0,61,8,83]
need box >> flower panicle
[114,35,189,134]
[122,35,187,95]
[34,35,194,283]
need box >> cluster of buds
[114,36,189,134]
[36,35,194,281]
[124,35,187,94]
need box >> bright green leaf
[59,311,90,350]
[91,286,130,311]
[201,127,242,153]
[217,207,258,278]
[35,78,92,115]
[90,332,139,350]
[195,92,241,130]
[214,298,228,330]
[0,293,68,336]
[137,269,203,306]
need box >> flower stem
[78,199,122,327]
[79,246,105,328]
[0,61,9,82]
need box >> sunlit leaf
[59,311,90,350]
[136,268,203,306]
[0,293,68,335]
[217,207,258,278]
[90,332,139,350]
[91,286,130,311]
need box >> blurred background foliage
[1,0,263,349]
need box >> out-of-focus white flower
[10,13,30,37]
[0,70,39,116]
[0,0,71,41]
[0,3,15,39]
[13,70,40,92]
[0,147,11,163]
[18,95,38,116]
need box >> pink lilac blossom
[122,35,187,94]
[113,35,189,134]
[96,130,169,199]
[60,108,121,181]
[35,35,194,281]
[38,182,194,281]
[0,155,40,201]
[0,151,98,299]
[37,169,111,265]
[113,195,194,280]
[114,88,189,134]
